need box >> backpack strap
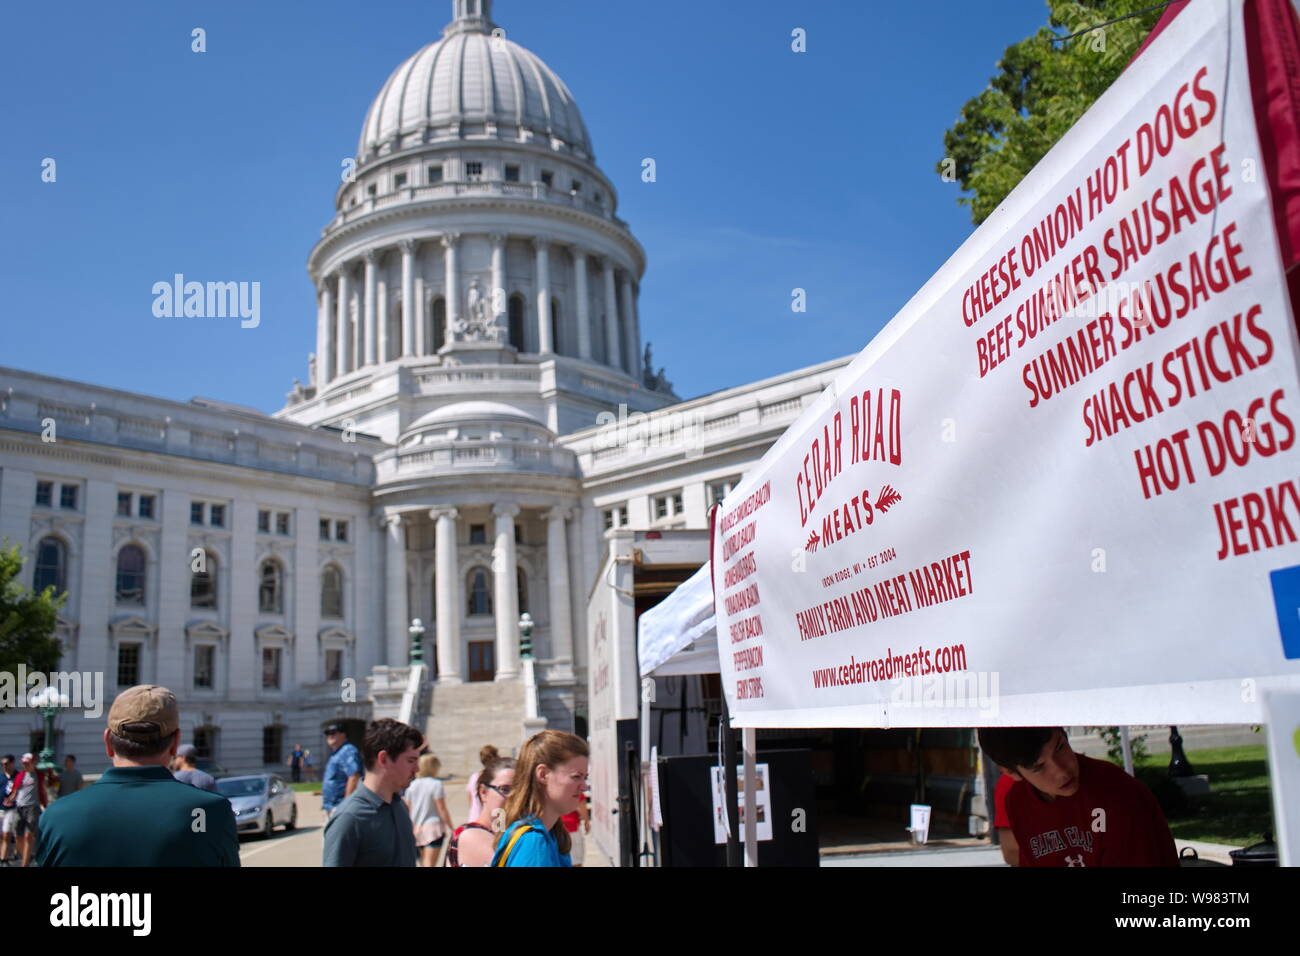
[494,825,537,867]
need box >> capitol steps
[422,680,531,780]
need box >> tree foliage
[0,540,65,699]
[940,0,1167,225]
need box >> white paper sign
[712,763,773,844]
[712,0,1300,729]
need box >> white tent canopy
[636,560,760,866]
[637,562,718,677]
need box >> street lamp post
[408,618,426,665]
[518,612,534,660]
[29,687,70,772]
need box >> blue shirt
[490,815,572,867]
[322,742,362,811]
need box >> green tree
[0,539,65,708]
[940,0,1167,225]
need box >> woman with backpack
[490,730,588,868]
[445,752,515,867]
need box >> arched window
[508,294,526,351]
[33,537,66,594]
[517,565,528,613]
[321,565,344,618]
[116,544,146,605]
[550,297,562,354]
[259,560,283,614]
[431,297,446,352]
[191,551,218,609]
[466,566,492,616]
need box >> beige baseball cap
[107,685,179,741]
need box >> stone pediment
[109,614,156,636]
[318,625,353,645]
[185,620,229,642]
[256,623,295,644]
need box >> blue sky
[0,0,1050,412]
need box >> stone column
[432,507,462,683]
[490,234,507,342]
[318,278,334,385]
[401,240,416,357]
[546,507,573,665]
[351,279,361,372]
[574,251,591,360]
[442,234,460,334]
[384,513,408,667]
[604,258,622,371]
[363,250,378,366]
[377,279,389,363]
[492,504,520,680]
[415,276,426,355]
[622,274,641,381]
[533,238,552,354]
[335,269,350,377]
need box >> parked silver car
[216,774,298,836]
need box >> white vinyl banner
[712,0,1300,728]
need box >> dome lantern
[444,0,496,37]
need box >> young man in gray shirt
[323,719,423,867]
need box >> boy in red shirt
[977,727,1178,867]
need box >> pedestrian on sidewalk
[0,755,17,864]
[322,724,362,820]
[2,754,48,867]
[322,718,423,867]
[490,730,588,868]
[466,743,501,821]
[56,755,83,799]
[172,744,219,793]
[404,753,453,866]
[36,684,239,867]
[446,752,514,867]
[287,744,305,783]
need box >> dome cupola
[357,0,592,167]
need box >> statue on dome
[455,278,505,344]
[642,342,674,393]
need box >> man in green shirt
[37,684,239,867]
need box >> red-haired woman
[490,730,588,867]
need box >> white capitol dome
[298,0,677,448]
[358,0,592,164]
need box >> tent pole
[743,726,758,866]
[722,695,740,867]
[640,676,653,866]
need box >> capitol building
[0,0,849,774]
